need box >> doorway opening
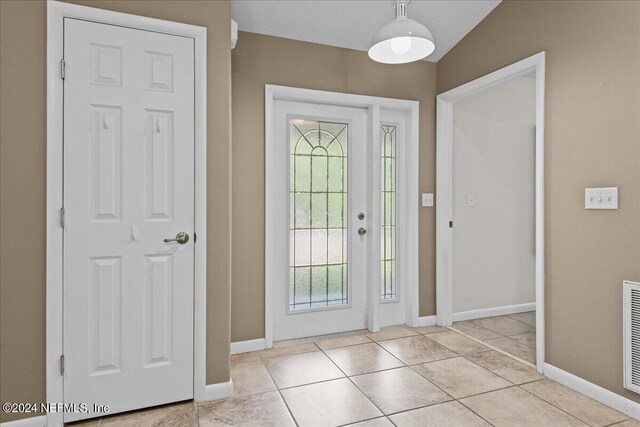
[436,53,545,371]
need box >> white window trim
[435,52,546,373]
[46,2,208,425]
[265,85,420,347]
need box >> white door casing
[63,19,194,421]
[435,52,545,372]
[272,101,368,341]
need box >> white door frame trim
[46,2,207,425]
[265,84,419,348]
[435,52,546,373]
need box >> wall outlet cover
[585,187,618,209]
[422,193,434,207]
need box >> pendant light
[368,0,435,64]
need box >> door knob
[358,227,367,236]
[164,232,189,244]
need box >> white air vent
[624,280,640,393]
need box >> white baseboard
[231,338,266,354]
[0,416,46,427]
[544,363,640,420]
[453,302,535,322]
[201,379,234,402]
[415,315,437,327]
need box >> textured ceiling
[231,0,501,62]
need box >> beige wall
[438,0,640,402]
[231,32,438,342]
[0,1,232,422]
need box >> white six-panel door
[63,19,195,421]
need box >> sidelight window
[381,125,397,300]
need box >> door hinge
[59,355,65,375]
[60,59,65,80]
[449,220,453,228]
[60,207,65,228]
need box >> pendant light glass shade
[368,1,435,64]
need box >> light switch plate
[467,193,475,207]
[422,193,434,207]
[585,187,618,209]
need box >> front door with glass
[273,101,368,341]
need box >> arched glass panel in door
[289,119,348,311]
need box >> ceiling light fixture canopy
[368,0,435,64]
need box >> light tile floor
[72,324,635,427]
[452,312,537,364]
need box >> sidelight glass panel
[381,125,397,300]
[290,118,348,311]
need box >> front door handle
[164,232,189,244]
[358,228,367,236]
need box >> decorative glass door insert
[272,99,367,341]
[381,124,397,300]
[290,119,348,311]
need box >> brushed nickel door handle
[164,232,189,244]
[358,227,367,236]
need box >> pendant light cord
[395,0,409,19]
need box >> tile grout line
[504,312,537,329]
[447,315,537,364]
[93,319,623,427]
[335,416,391,427]
[243,324,623,427]
[321,331,466,422]
[323,337,481,420]
[376,328,524,426]
[258,343,324,427]
[447,325,537,369]
[454,395,499,427]
[432,334,542,389]
[366,331,501,424]
[515,382,603,426]
[411,329,617,427]
[461,322,509,342]
[316,344,389,421]
[474,316,538,352]
[256,351,530,426]
[499,334,536,350]
[604,419,632,427]
[467,314,535,339]
[251,329,501,391]
[316,336,375,351]
[455,390,505,427]
[369,333,499,427]
[373,329,477,402]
